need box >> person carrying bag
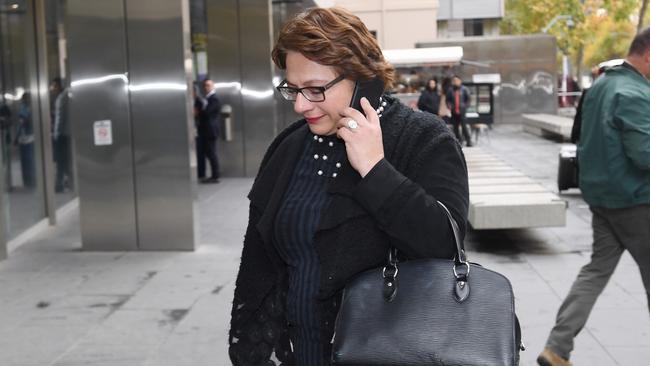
[331,201,523,366]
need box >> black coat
[571,88,589,143]
[229,95,469,365]
[197,92,221,139]
[417,89,441,115]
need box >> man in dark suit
[446,76,473,147]
[196,78,221,183]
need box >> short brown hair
[629,27,650,56]
[272,7,395,90]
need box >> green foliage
[501,0,640,72]
[583,15,634,66]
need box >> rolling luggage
[558,144,579,191]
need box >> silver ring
[347,119,359,130]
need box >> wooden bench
[463,147,567,229]
[522,113,573,141]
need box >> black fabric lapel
[252,124,309,253]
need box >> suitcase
[558,144,579,191]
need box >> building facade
[319,0,440,49]
[437,0,504,38]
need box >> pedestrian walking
[196,78,221,183]
[15,93,35,189]
[417,78,441,116]
[538,28,650,366]
[446,75,473,147]
[228,7,469,366]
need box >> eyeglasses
[276,75,345,102]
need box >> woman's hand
[336,97,385,178]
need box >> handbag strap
[388,200,467,266]
[436,200,467,264]
[383,200,471,303]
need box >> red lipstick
[305,115,324,124]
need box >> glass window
[464,19,484,37]
[0,0,46,238]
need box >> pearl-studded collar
[376,97,387,118]
[310,96,389,178]
[312,134,343,178]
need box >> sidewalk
[0,125,648,366]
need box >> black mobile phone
[349,78,384,113]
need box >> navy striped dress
[274,133,346,365]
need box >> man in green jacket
[538,28,650,366]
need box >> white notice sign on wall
[93,120,113,146]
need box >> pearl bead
[336,162,341,168]
[332,173,338,178]
[329,141,334,147]
[314,154,319,159]
[317,170,323,176]
[318,138,323,143]
[323,155,328,160]
[313,135,318,140]
[382,101,387,107]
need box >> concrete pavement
[0,125,648,365]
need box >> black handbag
[331,201,522,365]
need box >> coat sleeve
[352,135,469,259]
[617,92,650,170]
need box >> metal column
[66,0,195,251]
[67,0,138,250]
[125,0,196,250]
[206,0,280,177]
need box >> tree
[500,0,585,54]
[640,0,649,31]
[501,0,639,81]
[583,13,634,67]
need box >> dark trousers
[197,136,219,179]
[451,113,472,146]
[54,136,71,191]
[19,143,35,188]
[546,205,650,359]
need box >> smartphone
[349,78,385,114]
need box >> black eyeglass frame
[276,74,346,102]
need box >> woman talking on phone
[229,7,469,365]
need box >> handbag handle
[383,200,470,302]
[388,200,467,266]
[436,200,467,265]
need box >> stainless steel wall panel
[206,0,245,176]
[207,0,282,177]
[67,0,137,250]
[125,0,195,250]
[272,1,304,130]
[34,0,57,225]
[239,0,277,176]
